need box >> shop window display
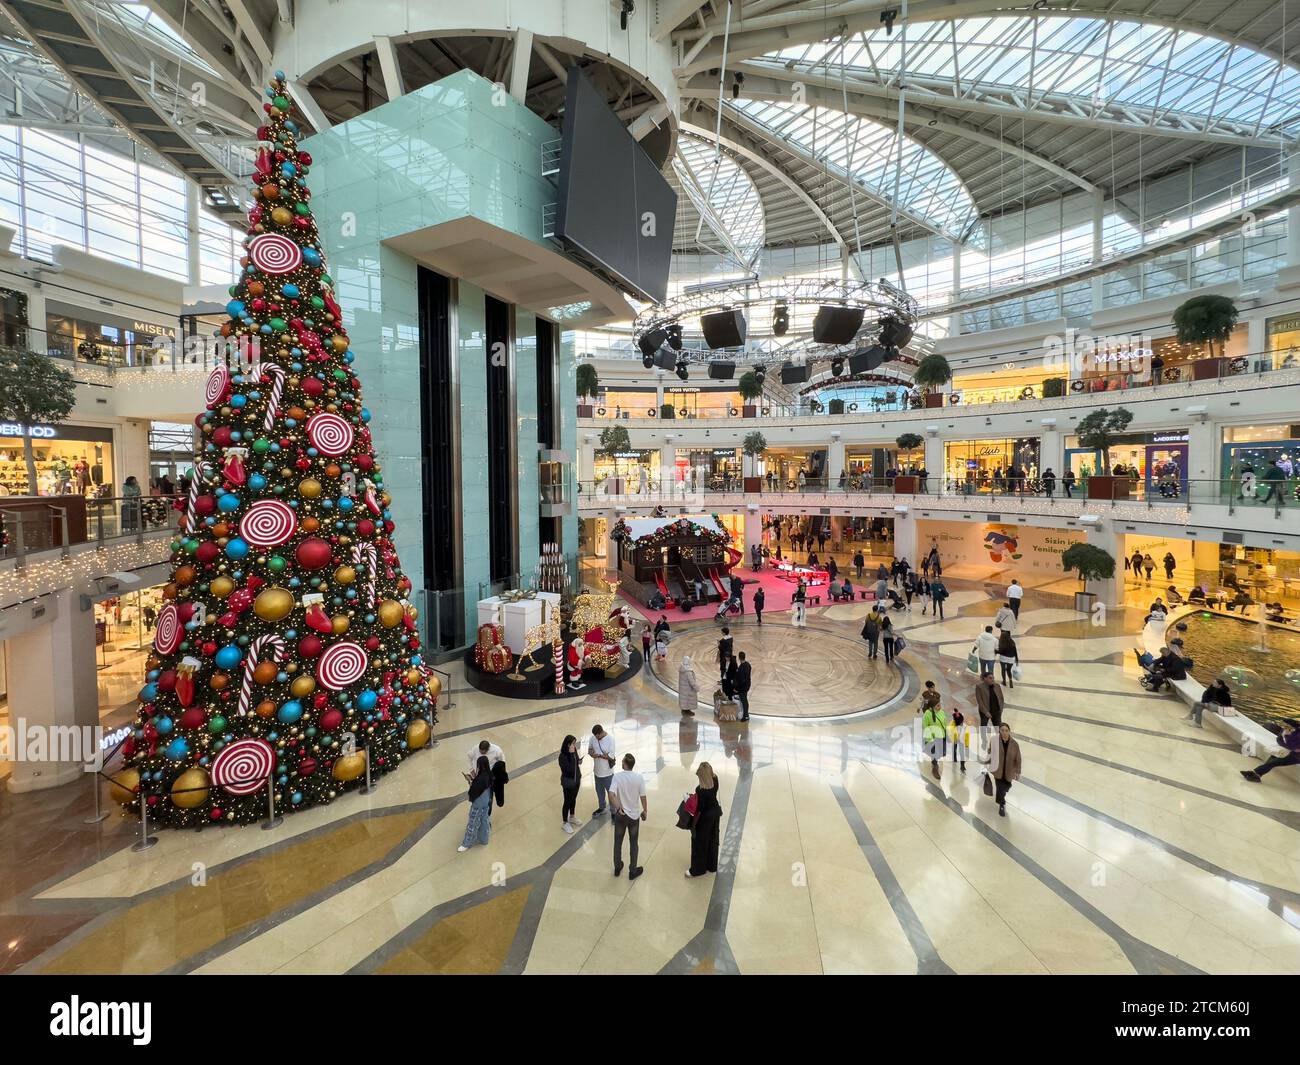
[943,438,1041,493]
[0,431,113,497]
[1065,431,1188,499]
[1220,424,1300,503]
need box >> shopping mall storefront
[942,438,1042,491]
[0,422,116,497]
[1265,313,1300,370]
[44,300,177,367]
[1065,429,1189,498]
[1219,423,1300,501]
[589,385,744,420]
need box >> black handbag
[675,801,693,830]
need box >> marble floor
[2,579,1299,975]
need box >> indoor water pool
[1173,613,1300,729]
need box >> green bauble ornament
[208,715,227,734]
[252,438,271,453]
[267,555,287,573]
[269,317,287,331]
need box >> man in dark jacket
[717,627,733,681]
[861,612,880,659]
[753,586,765,626]
[734,651,753,722]
[1241,719,1300,782]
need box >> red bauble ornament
[296,537,333,569]
[356,519,375,538]
[212,426,233,448]
[202,641,218,656]
[302,377,324,396]
[158,669,176,692]
[179,708,206,730]
[355,454,373,471]
[299,757,318,776]
[196,542,220,564]
[320,709,343,731]
[298,634,323,658]
[365,636,380,651]
[194,494,216,516]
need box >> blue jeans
[461,789,492,848]
[594,773,613,812]
[980,659,994,677]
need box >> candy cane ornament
[351,542,378,608]
[184,463,207,532]
[238,634,286,717]
[261,363,286,431]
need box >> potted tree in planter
[1062,542,1115,614]
[738,370,763,418]
[576,362,598,418]
[1173,294,1238,381]
[1042,377,1066,398]
[894,432,924,493]
[913,352,952,409]
[659,402,675,420]
[742,431,767,493]
[599,424,631,495]
[1077,407,1134,499]
[828,398,845,415]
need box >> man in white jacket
[975,626,998,678]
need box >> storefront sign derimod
[0,423,56,438]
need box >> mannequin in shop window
[73,457,90,495]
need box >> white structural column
[509,30,534,103]
[186,181,202,284]
[1085,524,1124,610]
[924,434,943,487]
[743,508,762,558]
[659,440,676,493]
[655,371,665,409]
[1090,187,1106,307]
[1038,428,1064,482]
[827,436,845,484]
[1290,149,1300,268]
[6,589,101,793]
[579,436,595,489]
[892,509,918,564]
[374,36,405,99]
[949,239,962,336]
[1186,419,1216,484]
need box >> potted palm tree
[576,362,599,418]
[894,432,924,493]
[828,398,845,415]
[913,352,952,409]
[1062,542,1115,613]
[1077,407,1135,499]
[599,424,631,494]
[1173,294,1238,381]
[738,370,763,418]
[742,431,767,493]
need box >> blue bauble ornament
[215,644,243,670]
[226,538,249,560]
[218,493,241,512]
[357,689,378,711]
[166,738,189,760]
[277,700,304,724]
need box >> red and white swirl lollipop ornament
[211,738,276,796]
[237,634,286,717]
[205,364,231,409]
[306,412,353,456]
[241,500,297,548]
[317,641,368,690]
[260,363,286,431]
[248,232,302,274]
[153,603,183,654]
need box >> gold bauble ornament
[254,586,295,622]
[171,768,210,809]
[332,752,366,782]
[210,575,235,598]
[378,599,404,628]
[255,699,276,718]
[331,614,350,635]
[271,206,293,226]
[334,565,356,585]
[109,768,140,804]
[426,673,443,701]
[299,478,322,499]
[405,668,421,687]
[407,719,431,750]
[290,674,316,698]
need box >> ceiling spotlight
[666,322,683,351]
[642,353,654,369]
[638,327,668,357]
[754,363,766,384]
[620,0,634,31]
[772,301,789,336]
[831,357,845,376]
[676,361,689,381]
[732,71,745,100]
[879,314,913,350]
[881,7,898,34]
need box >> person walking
[791,581,807,628]
[121,475,142,533]
[930,576,948,620]
[589,725,616,817]
[996,628,1019,688]
[1130,549,1144,581]
[654,613,671,645]
[753,586,765,626]
[862,611,880,659]
[457,756,493,851]
[1260,459,1287,506]
[1006,579,1023,619]
[974,625,997,677]
[1142,553,1155,583]
[1062,468,1075,498]
[610,753,647,879]
[678,655,699,716]
[881,614,897,664]
[1163,551,1177,581]
[875,574,888,605]
[922,701,947,779]
[1042,468,1056,498]
[558,736,583,834]
[916,573,931,615]
[986,722,1022,816]
[721,653,738,702]
[975,672,1005,728]
[717,627,733,681]
[853,549,865,580]
[827,555,839,581]
[641,622,652,661]
[686,762,722,878]
[949,707,970,773]
[734,651,752,722]
[994,601,1016,633]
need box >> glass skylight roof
[762,16,1300,134]
[731,100,979,241]
[673,134,766,268]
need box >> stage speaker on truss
[652,346,678,371]
[700,309,747,349]
[707,360,736,380]
[638,327,668,357]
[779,361,811,385]
[772,301,789,336]
[666,322,683,350]
[879,315,913,350]
[812,305,864,344]
[848,345,886,374]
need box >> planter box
[743,477,763,493]
[893,475,919,493]
[1191,359,1220,381]
[924,392,944,408]
[577,403,594,418]
[1086,474,1130,500]
[742,404,757,418]
[1073,590,1096,613]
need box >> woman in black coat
[686,762,722,877]
[557,735,583,833]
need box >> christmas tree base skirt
[463,648,643,700]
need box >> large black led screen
[555,68,676,304]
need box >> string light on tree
[113,73,437,828]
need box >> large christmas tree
[116,73,438,827]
